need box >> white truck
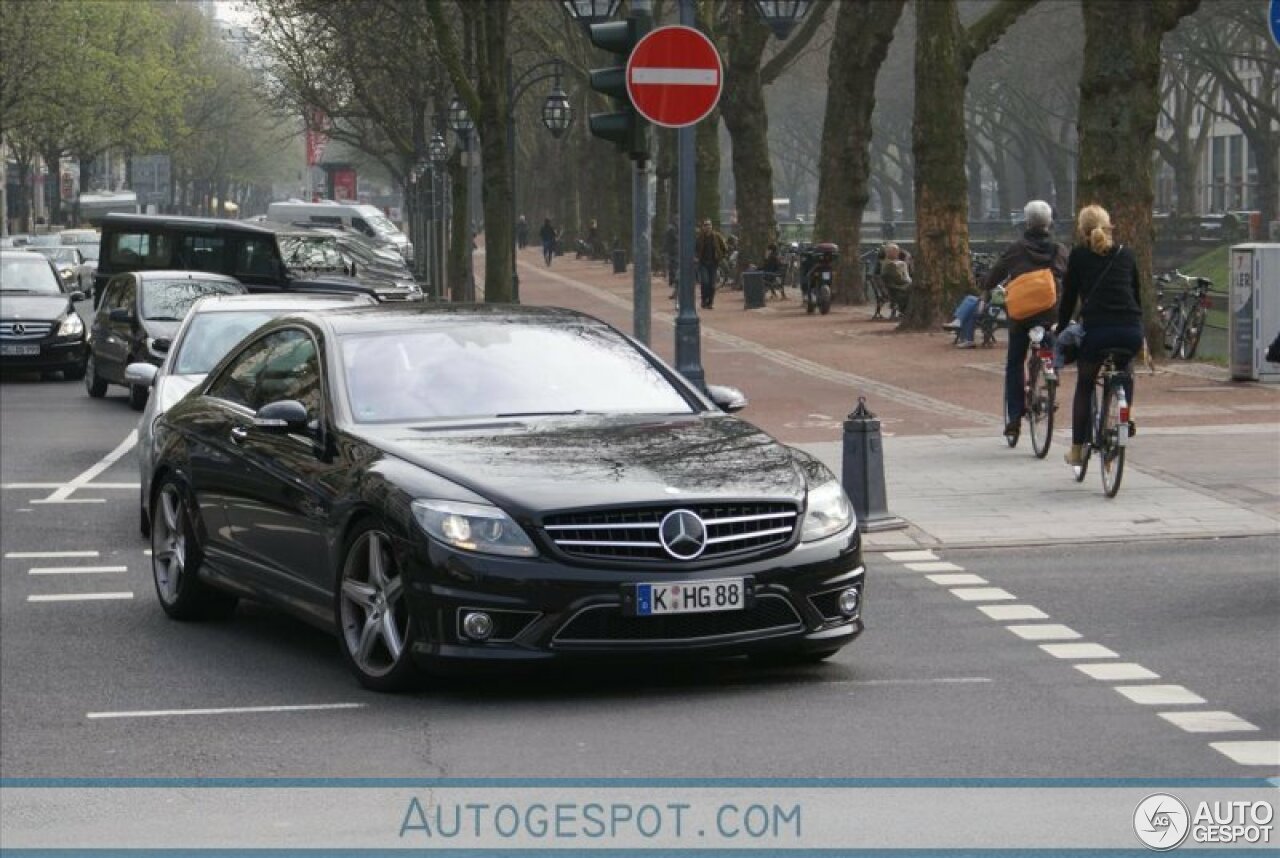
[266,200,412,262]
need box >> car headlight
[411,499,537,558]
[801,480,855,542]
[57,313,83,337]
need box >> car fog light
[462,611,494,640]
[838,587,860,617]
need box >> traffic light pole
[631,0,652,347]
[673,0,705,392]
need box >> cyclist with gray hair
[965,200,1068,443]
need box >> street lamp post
[428,131,448,302]
[506,59,574,304]
[448,96,475,302]
[752,0,812,39]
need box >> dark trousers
[1004,313,1058,425]
[697,262,718,307]
[1071,322,1142,444]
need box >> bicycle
[1156,270,1214,360]
[1004,324,1058,458]
[1071,348,1133,498]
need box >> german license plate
[635,578,744,616]
[0,344,39,356]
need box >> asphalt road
[1,375,1277,779]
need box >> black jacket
[1057,244,1142,330]
[982,229,1068,294]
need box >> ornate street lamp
[428,132,448,164]
[447,97,473,135]
[541,85,573,139]
[561,0,620,28]
[753,0,811,39]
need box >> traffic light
[587,12,650,162]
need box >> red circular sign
[626,25,723,129]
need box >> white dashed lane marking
[1159,711,1259,733]
[926,573,987,586]
[28,566,127,575]
[1006,623,1082,641]
[950,587,1016,602]
[882,550,939,562]
[1208,742,1280,766]
[904,561,965,572]
[1040,642,1118,659]
[1114,685,1207,706]
[5,551,99,559]
[28,593,134,603]
[87,703,366,720]
[1074,663,1160,682]
[979,605,1049,621]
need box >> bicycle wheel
[1098,379,1126,497]
[1163,306,1183,354]
[1179,306,1206,359]
[1028,361,1054,459]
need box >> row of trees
[1,0,294,227]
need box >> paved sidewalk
[496,250,1280,549]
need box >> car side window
[177,235,225,273]
[206,329,322,417]
[108,232,171,269]
[352,218,375,237]
[232,237,280,280]
[100,276,130,314]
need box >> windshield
[141,279,242,321]
[78,245,100,261]
[363,213,400,236]
[30,247,77,264]
[340,323,695,423]
[279,235,346,271]
[173,309,280,375]
[0,257,63,294]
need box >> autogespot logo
[1135,793,1191,851]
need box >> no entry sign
[626,25,724,128]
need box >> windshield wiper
[0,288,47,294]
[494,409,591,418]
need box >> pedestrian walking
[694,219,726,309]
[539,217,557,267]
[516,215,529,250]
[665,221,679,298]
[1057,204,1142,467]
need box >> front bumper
[398,526,866,669]
[0,335,86,372]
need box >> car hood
[360,414,811,515]
[0,293,71,321]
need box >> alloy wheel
[152,484,186,604]
[339,529,410,679]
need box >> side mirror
[707,384,748,413]
[108,307,134,323]
[254,399,310,433]
[68,290,86,303]
[124,362,158,388]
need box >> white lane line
[1209,741,1280,766]
[1114,685,1206,706]
[5,551,99,559]
[1007,624,1081,641]
[1075,662,1160,682]
[1159,711,1259,733]
[950,587,1016,602]
[29,566,128,575]
[3,482,139,490]
[926,573,987,586]
[883,550,938,562]
[27,593,134,603]
[846,677,993,687]
[31,498,107,505]
[86,702,367,720]
[143,549,152,556]
[1040,642,1118,659]
[906,561,965,572]
[38,429,137,503]
[979,604,1049,621]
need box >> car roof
[189,293,375,313]
[1,250,53,262]
[101,213,276,235]
[289,303,602,335]
[124,270,243,284]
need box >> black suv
[93,215,421,307]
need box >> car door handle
[230,426,249,443]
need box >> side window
[310,215,342,227]
[107,232,171,269]
[351,217,375,237]
[177,235,225,273]
[232,237,280,280]
[98,277,126,315]
[206,329,322,417]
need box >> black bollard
[841,396,906,532]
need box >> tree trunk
[719,6,773,274]
[695,108,721,225]
[448,152,469,302]
[967,141,984,221]
[907,0,1032,330]
[813,0,907,304]
[1247,127,1278,233]
[41,147,63,225]
[1078,0,1199,353]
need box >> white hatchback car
[128,292,375,535]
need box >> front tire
[1099,383,1126,498]
[818,284,832,315]
[1179,307,1206,359]
[129,383,148,411]
[84,353,107,398]
[336,522,419,692]
[151,480,237,620]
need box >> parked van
[266,200,412,261]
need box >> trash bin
[742,270,766,309]
[612,249,627,273]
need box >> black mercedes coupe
[149,304,866,690]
